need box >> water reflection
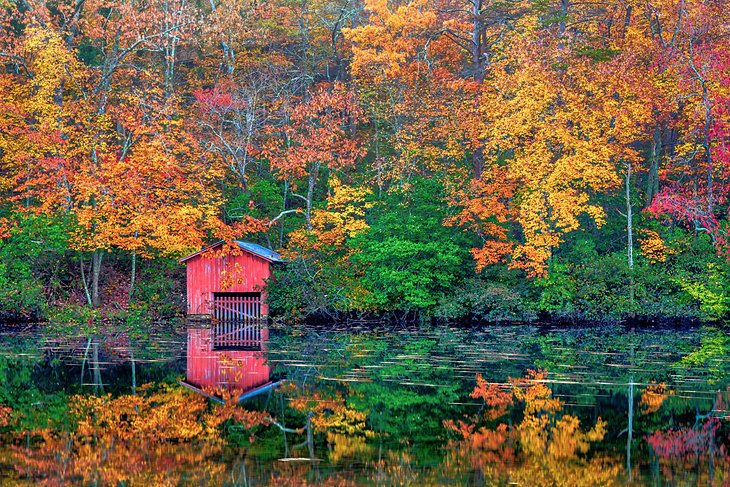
[182,324,272,401]
[1,324,729,485]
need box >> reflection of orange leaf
[11,384,272,485]
[444,369,614,483]
[472,373,513,408]
[640,382,674,414]
[510,369,562,415]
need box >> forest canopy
[0,0,729,323]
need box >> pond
[0,323,729,485]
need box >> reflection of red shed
[179,241,284,321]
[184,326,271,395]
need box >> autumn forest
[1,0,730,324]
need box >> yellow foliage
[327,432,372,463]
[443,370,618,485]
[10,384,274,485]
[640,230,674,264]
[640,382,675,414]
[288,177,372,253]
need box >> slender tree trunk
[80,337,92,386]
[80,254,92,307]
[92,340,104,395]
[306,411,315,460]
[129,250,137,302]
[470,0,485,180]
[627,378,634,483]
[560,0,569,35]
[646,125,661,206]
[279,181,288,248]
[702,83,713,213]
[91,250,103,308]
[130,346,136,395]
[375,118,383,196]
[626,161,635,313]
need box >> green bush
[351,178,473,316]
[436,279,536,323]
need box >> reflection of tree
[9,384,270,485]
[640,382,675,415]
[646,389,730,485]
[443,370,623,486]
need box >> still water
[0,323,728,485]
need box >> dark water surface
[1,323,729,485]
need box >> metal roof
[179,241,285,263]
[234,241,285,263]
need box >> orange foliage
[443,370,617,485]
[0,405,12,428]
[640,382,675,414]
[639,231,674,264]
[10,385,271,485]
[266,83,363,183]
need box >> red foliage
[647,417,726,462]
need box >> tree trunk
[129,250,136,302]
[472,146,484,180]
[470,0,485,181]
[91,250,103,308]
[626,161,635,314]
[645,125,661,206]
[702,82,713,213]
[92,340,104,395]
[306,411,315,460]
[627,378,634,482]
[130,346,136,395]
[80,254,92,307]
[559,0,569,40]
[626,162,633,270]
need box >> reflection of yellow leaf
[640,382,674,414]
[327,432,372,463]
[444,370,618,485]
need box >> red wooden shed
[179,240,284,325]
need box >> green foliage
[0,342,70,432]
[534,262,579,319]
[130,257,186,321]
[435,278,536,323]
[576,47,621,62]
[0,213,68,318]
[675,263,730,321]
[679,328,729,368]
[351,178,473,316]
[267,259,352,319]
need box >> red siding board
[185,249,273,315]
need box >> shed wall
[186,252,271,315]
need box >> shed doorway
[212,292,263,350]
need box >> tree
[265,83,364,230]
[0,0,222,307]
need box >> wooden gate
[211,292,263,350]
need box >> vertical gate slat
[234,295,239,346]
[239,295,244,345]
[245,297,250,347]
